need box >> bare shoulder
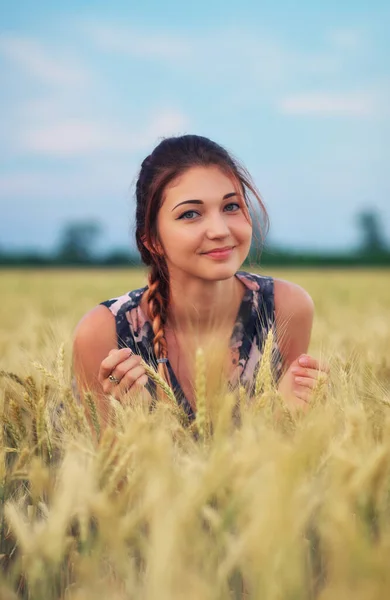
[73,304,117,348]
[273,278,314,367]
[73,305,117,395]
[273,278,314,321]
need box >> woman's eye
[225,202,240,212]
[178,210,199,220]
[178,203,240,220]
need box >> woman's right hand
[98,348,149,401]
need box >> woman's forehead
[164,166,240,201]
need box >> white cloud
[0,33,90,87]
[14,110,189,157]
[81,22,344,86]
[83,23,190,61]
[19,120,115,156]
[18,96,79,121]
[326,27,363,50]
[0,30,190,160]
[278,91,378,117]
[1,23,386,167]
[0,161,133,200]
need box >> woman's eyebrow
[172,192,238,211]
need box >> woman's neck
[165,273,245,337]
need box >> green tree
[56,220,103,263]
[357,210,388,253]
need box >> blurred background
[1,0,389,268]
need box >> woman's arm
[274,278,314,367]
[274,278,327,410]
[73,305,119,423]
[73,306,151,427]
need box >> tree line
[1,209,389,268]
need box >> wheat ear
[35,396,46,455]
[255,328,275,397]
[84,392,101,441]
[2,415,21,447]
[195,347,207,442]
[0,370,25,388]
[139,358,178,407]
[56,343,65,387]
[9,399,26,438]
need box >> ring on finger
[108,373,121,384]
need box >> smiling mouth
[202,247,236,260]
[203,246,235,254]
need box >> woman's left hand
[277,354,330,411]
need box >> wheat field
[1,267,390,600]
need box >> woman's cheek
[235,219,252,243]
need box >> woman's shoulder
[272,277,314,318]
[237,270,313,308]
[100,284,148,317]
[237,271,313,328]
[73,304,117,358]
[236,270,275,294]
[272,278,314,368]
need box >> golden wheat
[0,268,389,600]
[195,347,207,442]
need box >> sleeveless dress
[100,271,284,421]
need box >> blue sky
[1,0,389,253]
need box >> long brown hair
[135,134,269,391]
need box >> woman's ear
[142,235,163,257]
[141,234,150,252]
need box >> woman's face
[155,165,253,282]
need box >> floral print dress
[100,271,284,421]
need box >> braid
[145,263,173,397]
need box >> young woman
[73,135,326,424]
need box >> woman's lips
[203,247,234,259]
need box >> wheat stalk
[105,443,135,496]
[61,387,91,440]
[140,358,178,407]
[195,347,207,442]
[25,375,39,403]
[2,414,21,448]
[32,361,60,386]
[14,446,32,472]
[44,411,54,461]
[22,389,35,411]
[0,426,6,492]
[35,396,46,455]
[84,392,101,441]
[97,427,117,485]
[255,329,275,398]
[0,370,25,388]
[56,343,66,387]
[9,399,26,438]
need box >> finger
[294,376,316,390]
[104,364,145,397]
[294,387,312,403]
[103,358,143,394]
[99,348,134,380]
[291,367,329,384]
[298,355,330,373]
[135,374,149,388]
[291,367,327,379]
[115,365,147,396]
[110,355,143,381]
[108,347,132,357]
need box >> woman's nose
[205,214,230,238]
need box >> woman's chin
[199,263,241,280]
